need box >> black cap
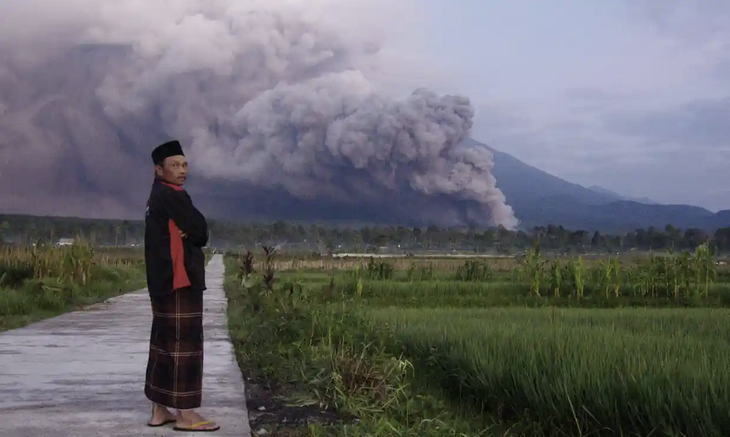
[151,140,185,165]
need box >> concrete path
[0,254,251,437]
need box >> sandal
[173,420,221,432]
[147,418,176,427]
[148,404,177,427]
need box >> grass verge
[0,245,145,331]
[224,253,501,436]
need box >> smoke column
[0,0,519,229]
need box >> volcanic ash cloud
[0,0,518,229]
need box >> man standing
[143,140,219,432]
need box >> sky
[0,0,727,225]
[401,0,730,211]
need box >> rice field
[225,243,730,436]
[8,230,728,434]
[368,307,730,436]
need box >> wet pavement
[0,254,251,436]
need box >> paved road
[0,254,251,437]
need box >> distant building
[56,238,75,246]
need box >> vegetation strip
[0,245,145,331]
[5,214,730,436]
[4,213,730,255]
[225,244,730,436]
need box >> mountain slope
[474,140,727,231]
[587,185,657,205]
[464,139,615,207]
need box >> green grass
[367,307,730,436]
[284,275,730,309]
[226,257,502,436]
[225,248,730,436]
[0,248,145,331]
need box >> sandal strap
[190,421,214,429]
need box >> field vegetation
[0,244,145,331]
[4,215,730,435]
[6,213,730,255]
[225,241,730,436]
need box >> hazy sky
[0,0,726,221]
[400,0,730,211]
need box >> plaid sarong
[144,287,204,410]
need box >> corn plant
[261,245,277,294]
[356,275,364,298]
[407,262,435,282]
[454,260,492,282]
[235,250,255,288]
[568,257,584,299]
[598,258,616,299]
[523,240,547,296]
[548,260,562,298]
[365,258,394,281]
[694,242,715,298]
[611,258,621,297]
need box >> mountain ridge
[586,185,658,205]
[472,139,727,231]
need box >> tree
[0,221,10,244]
[1,213,728,254]
[591,230,601,248]
[114,224,122,246]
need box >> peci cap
[151,140,185,165]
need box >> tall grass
[319,242,726,305]
[518,241,718,300]
[368,307,730,436]
[223,252,495,436]
[0,244,145,330]
[224,246,730,436]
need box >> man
[143,139,219,432]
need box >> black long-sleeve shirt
[144,178,208,296]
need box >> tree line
[2,214,730,254]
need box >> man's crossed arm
[160,189,209,248]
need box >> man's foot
[147,404,177,427]
[174,410,220,432]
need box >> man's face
[155,155,188,185]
